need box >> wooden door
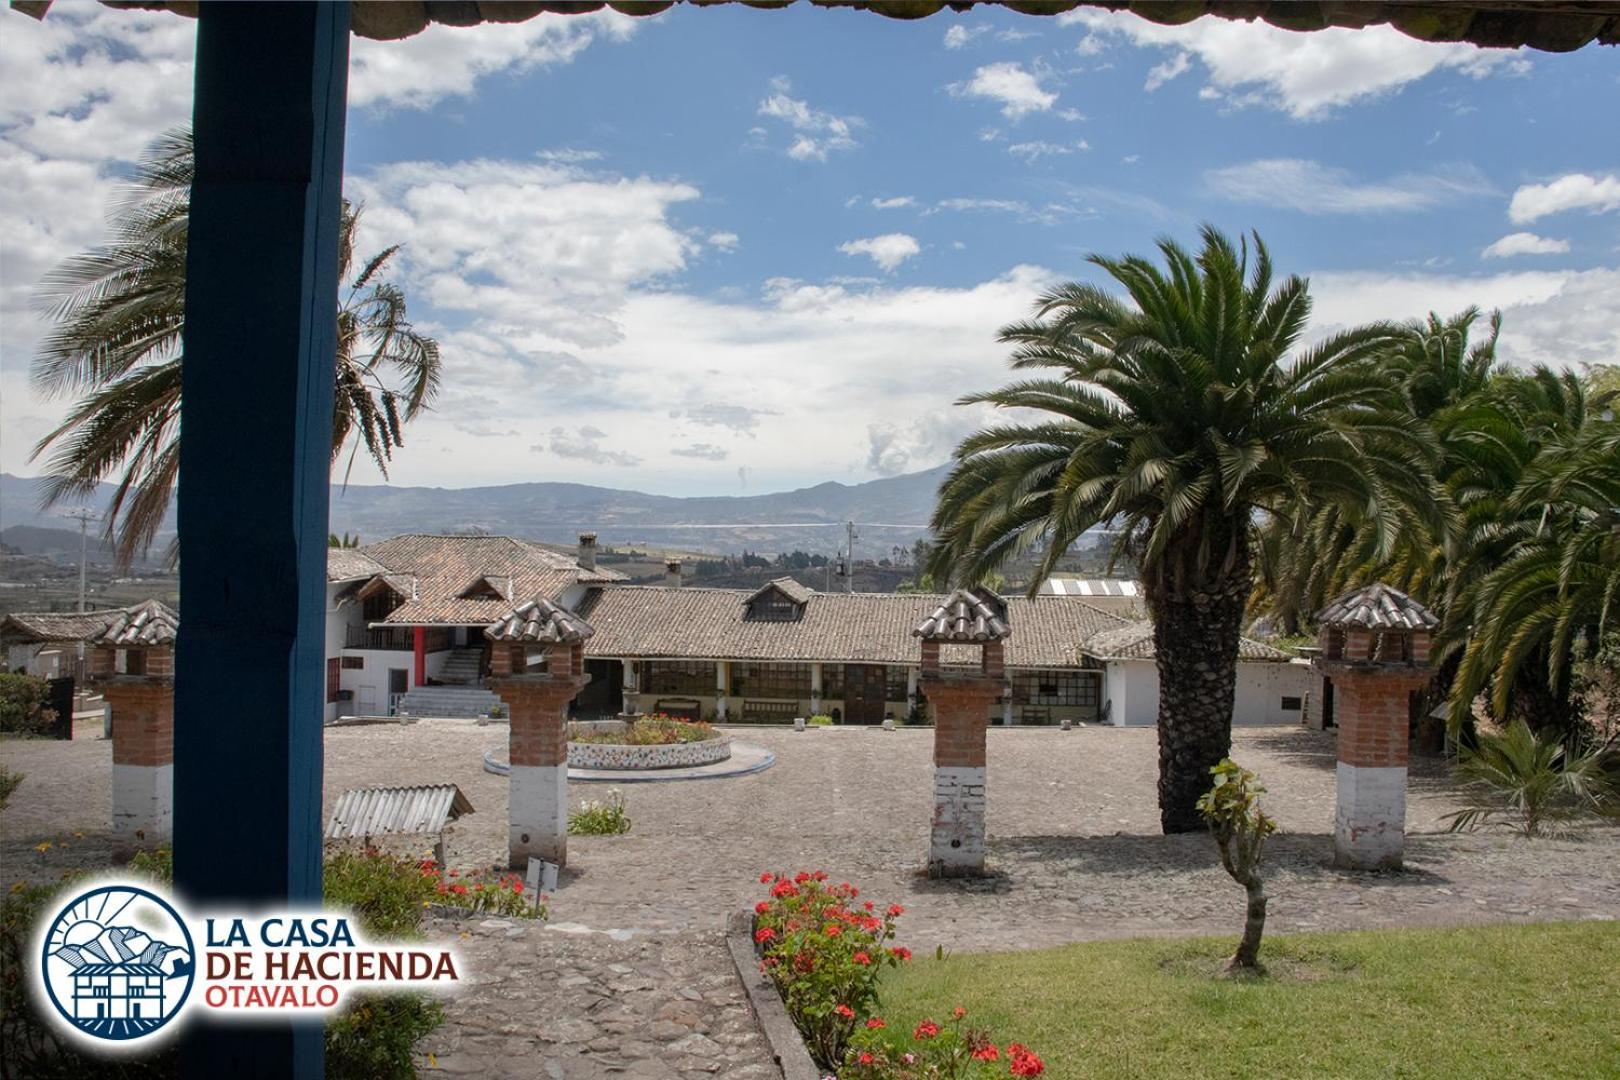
[842,664,888,725]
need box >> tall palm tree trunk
[1149,526,1252,833]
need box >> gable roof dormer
[743,577,813,622]
[457,573,514,602]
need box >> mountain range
[0,466,948,560]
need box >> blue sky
[2,3,1617,499]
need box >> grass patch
[876,922,1620,1079]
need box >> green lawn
[876,922,1620,1079]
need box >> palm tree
[929,226,1439,831]
[30,128,440,564]
[1450,412,1620,741]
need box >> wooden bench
[741,699,798,723]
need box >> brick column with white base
[1313,584,1437,872]
[485,598,594,870]
[915,588,1011,879]
[88,602,180,858]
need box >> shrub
[569,790,631,836]
[1196,759,1276,973]
[326,993,444,1080]
[0,674,56,737]
[809,714,836,727]
[753,871,907,1069]
[842,1007,1046,1078]
[0,765,22,811]
[1445,718,1617,837]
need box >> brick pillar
[1327,669,1426,870]
[97,648,175,858]
[922,678,1002,878]
[489,669,588,869]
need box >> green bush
[0,674,57,736]
[569,790,632,836]
[0,765,22,811]
[326,993,444,1080]
[809,714,836,727]
[571,714,717,745]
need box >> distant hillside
[1,466,948,558]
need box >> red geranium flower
[771,880,799,898]
[754,927,776,944]
[972,1044,1000,1061]
[824,924,842,937]
[1010,1049,1045,1077]
[852,951,872,965]
[834,1004,855,1019]
[866,1017,886,1030]
[953,1006,967,1019]
[858,1052,875,1065]
[755,900,770,915]
[886,904,905,917]
[759,871,774,883]
[913,1020,939,1040]
[890,947,911,961]
[449,884,468,895]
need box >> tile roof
[747,577,813,606]
[1317,583,1439,632]
[93,599,179,646]
[327,547,389,582]
[1081,621,1295,663]
[915,587,1010,642]
[350,534,623,626]
[53,3,1620,52]
[0,607,125,645]
[577,586,1127,669]
[486,597,594,644]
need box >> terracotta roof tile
[1317,583,1439,632]
[0,607,125,645]
[486,596,594,644]
[93,599,179,646]
[327,548,389,582]
[578,586,1125,668]
[915,587,1010,642]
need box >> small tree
[1197,759,1277,973]
[1445,718,1616,838]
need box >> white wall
[1105,658,1312,727]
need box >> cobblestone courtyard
[5,721,1617,1076]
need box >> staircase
[395,685,504,720]
[436,647,485,685]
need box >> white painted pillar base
[112,762,172,855]
[809,662,823,715]
[905,667,919,715]
[510,763,568,868]
[929,765,986,877]
[715,660,729,721]
[620,658,640,716]
[1335,762,1406,870]
[1002,696,1015,727]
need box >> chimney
[664,559,682,588]
[577,532,597,573]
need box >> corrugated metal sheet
[325,784,474,840]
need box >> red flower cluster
[841,1004,1045,1079]
[1007,1043,1045,1077]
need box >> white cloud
[949,62,1058,120]
[1507,173,1620,224]
[540,425,642,467]
[1205,159,1494,214]
[348,11,637,110]
[932,197,1030,215]
[1309,267,1620,372]
[536,148,605,163]
[1074,33,1107,57]
[670,442,730,461]
[757,77,861,162]
[838,233,922,272]
[1008,139,1090,164]
[943,25,986,49]
[708,231,740,252]
[1481,232,1571,259]
[1143,52,1190,92]
[871,196,915,210]
[1064,10,1530,119]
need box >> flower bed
[750,871,1044,1078]
[567,715,730,770]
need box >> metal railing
[345,626,414,650]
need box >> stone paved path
[6,719,1618,1077]
[416,915,776,1079]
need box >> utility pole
[845,520,858,594]
[62,508,98,613]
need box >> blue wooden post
[173,3,348,1075]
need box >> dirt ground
[5,719,1616,954]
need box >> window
[1010,669,1099,707]
[122,649,146,676]
[821,664,844,699]
[731,662,811,698]
[326,658,341,703]
[362,590,400,623]
[885,666,911,701]
[644,661,716,696]
[341,656,364,670]
[1280,696,1303,711]
[747,597,801,621]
